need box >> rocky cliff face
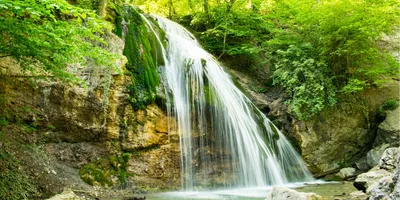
[229,68,400,176]
[0,41,180,198]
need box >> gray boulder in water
[265,187,322,200]
[336,167,357,180]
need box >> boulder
[46,189,82,200]
[349,191,368,199]
[368,154,400,199]
[366,144,390,169]
[378,147,400,170]
[336,167,356,180]
[354,169,391,192]
[355,158,369,171]
[265,187,323,200]
[354,147,400,198]
[292,103,373,175]
[375,106,400,147]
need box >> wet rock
[375,107,400,147]
[354,169,391,192]
[354,147,400,198]
[46,188,82,200]
[293,110,371,175]
[368,155,400,199]
[120,105,175,151]
[127,143,181,189]
[349,191,368,199]
[366,144,390,169]
[123,196,146,200]
[378,147,400,170]
[355,158,369,171]
[336,167,356,180]
[265,187,323,200]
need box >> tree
[0,0,121,81]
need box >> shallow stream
[106,181,359,200]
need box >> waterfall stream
[140,14,314,190]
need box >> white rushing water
[140,14,314,190]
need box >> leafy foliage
[273,44,336,119]
[381,98,399,111]
[0,0,121,81]
[0,145,37,199]
[133,0,400,119]
[264,0,399,118]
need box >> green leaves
[0,0,119,82]
[265,0,399,119]
[273,44,336,119]
[129,0,399,119]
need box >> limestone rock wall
[0,56,180,197]
[229,67,400,176]
[290,82,399,175]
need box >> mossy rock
[79,159,114,187]
[117,5,166,109]
[79,153,132,187]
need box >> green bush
[381,99,399,111]
[0,148,37,199]
[272,44,336,119]
[265,0,399,119]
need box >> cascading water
[140,14,314,190]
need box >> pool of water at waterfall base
[104,180,361,200]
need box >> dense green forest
[134,0,400,119]
[1,0,399,118]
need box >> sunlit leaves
[265,0,399,118]
[273,44,336,119]
[0,0,119,81]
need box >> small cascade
[140,14,314,190]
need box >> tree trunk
[225,0,236,13]
[204,0,211,28]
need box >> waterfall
[140,14,314,190]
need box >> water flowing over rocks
[1,2,399,199]
[153,15,314,189]
[228,60,400,176]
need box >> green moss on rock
[79,152,132,187]
[117,5,166,109]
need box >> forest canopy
[0,0,398,119]
[0,0,121,81]
[133,0,400,119]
